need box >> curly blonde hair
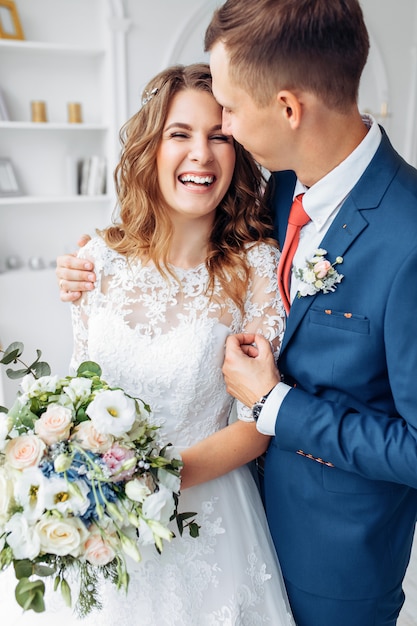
[101,63,276,311]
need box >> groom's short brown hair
[205,0,369,110]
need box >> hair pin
[141,87,159,107]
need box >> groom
[207,1,417,625]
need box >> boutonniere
[293,248,344,298]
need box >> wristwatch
[252,388,274,421]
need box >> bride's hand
[222,333,280,407]
[56,234,95,302]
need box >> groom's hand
[56,234,95,302]
[222,333,281,407]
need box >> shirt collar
[294,115,382,232]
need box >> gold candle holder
[31,100,47,123]
[68,102,83,124]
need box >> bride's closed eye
[209,134,232,143]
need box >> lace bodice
[71,237,285,448]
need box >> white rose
[5,434,46,470]
[34,404,73,445]
[141,485,175,526]
[0,466,14,524]
[84,529,116,565]
[36,515,89,557]
[64,377,92,406]
[72,420,114,453]
[86,389,137,436]
[6,512,41,560]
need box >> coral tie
[278,194,310,314]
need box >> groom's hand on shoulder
[56,234,95,302]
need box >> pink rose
[313,259,331,278]
[5,435,46,469]
[73,421,114,453]
[103,443,136,482]
[34,404,73,446]
[84,531,116,565]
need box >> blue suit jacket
[265,129,417,600]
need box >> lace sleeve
[237,242,286,422]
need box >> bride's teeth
[180,175,214,185]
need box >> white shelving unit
[0,0,128,406]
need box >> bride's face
[156,89,236,223]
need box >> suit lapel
[280,199,369,352]
[275,130,401,355]
[280,129,401,354]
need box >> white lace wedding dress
[3,236,294,626]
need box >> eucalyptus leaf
[15,578,46,612]
[0,341,23,363]
[33,563,56,577]
[77,361,102,378]
[31,361,51,377]
[6,367,30,380]
[13,559,34,579]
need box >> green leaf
[15,578,46,613]
[77,361,102,378]
[5,367,31,380]
[0,342,23,364]
[0,405,7,413]
[175,512,200,537]
[189,522,200,538]
[177,511,198,522]
[60,577,72,607]
[14,559,34,579]
[75,407,89,422]
[33,563,56,577]
[31,361,51,377]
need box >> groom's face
[209,41,285,172]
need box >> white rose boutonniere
[294,248,344,298]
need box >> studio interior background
[0,1,417,624]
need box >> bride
[5,63,294,625]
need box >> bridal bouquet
[0,342,199,617]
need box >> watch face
[252,403,263,421]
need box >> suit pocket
[309,308,370,334]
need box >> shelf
[0,195,112,206]
[0,39,105,57]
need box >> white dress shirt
[256,115,382,435]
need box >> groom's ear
[276,90,303,130]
